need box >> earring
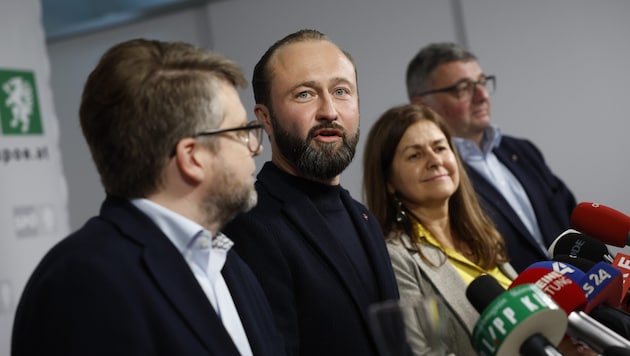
[395,197,407,223]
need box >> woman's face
[387,120,460,209]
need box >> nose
[472,82,490,102]
[317,93,339,121]
[426,150,443,168]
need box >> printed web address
[1,146,49,164]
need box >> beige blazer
[387,233,518,356]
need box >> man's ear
[173,137,207,184]
[254,104,273,136]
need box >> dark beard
[271,116,359,181]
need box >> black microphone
[603,345,630,356]
[466,275,566,355]
[548,228,614,263]
[552,254,596,272]
[589,304,630,341]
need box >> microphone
[580,262,624,313]
[567,311,630,353]
[612,252,630,311]
[589,304,630,341]
[571,202,630,247]
[514,262,630,342]
[603,345,630,355]
[548,228,614,263]
[552,254,596,273]
[508,268,587,314]
[466,275,566,355]
[526,260,586,284]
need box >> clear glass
[368,295,448,356]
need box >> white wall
[463,1,630,213]
[48,1,630,229]
[48,7,213,229]
[1,0,70,352]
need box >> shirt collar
[453,125,502,159]
[412,221,478,269]
[129,198,233,254]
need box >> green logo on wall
[0,69,43,135]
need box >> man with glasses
[406,42,576,272]
[12,39,284,356]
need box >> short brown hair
[80,38,246,198]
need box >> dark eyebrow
[401,138,446,152]
[452,73,486,86]
[288,81,317,93]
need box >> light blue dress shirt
[453,126,549,256]
[130,198,253,356]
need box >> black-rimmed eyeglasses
[194,120,263,154]
[416,75,496,101]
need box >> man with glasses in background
[12,38,284,356]
[406,42,576,272]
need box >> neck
[147,190,221,236]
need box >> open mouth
[315,128,342,137]
[312,128,343,142]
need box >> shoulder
[386,233,422,265]
[499,135,545,158]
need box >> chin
[242,190,258,212]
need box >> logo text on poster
[0,69,43,135]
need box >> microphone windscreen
[466,274,506,314]
[470,283,567,356]
[553,254,596,273]
[548,229,613,263]
[571,202,630,247]
[528,260,586,283]
[581,262,624,313]
[612,252,630,310]
[509,268,587,314]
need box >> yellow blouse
[413,222,512,289]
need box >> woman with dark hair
[363,103,517,355]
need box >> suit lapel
[221,252,275,355]
[100,197,240,356]
[258,165,373,318]
[405,240,479,334]
[463,162,544,254]
[340,190,394,300]
[283,198,373,310]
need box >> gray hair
[405,42,477,100]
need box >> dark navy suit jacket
[12,196,284,356]
[224,162,401,356]
[463,136,577,272]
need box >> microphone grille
[466,274,505,314]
